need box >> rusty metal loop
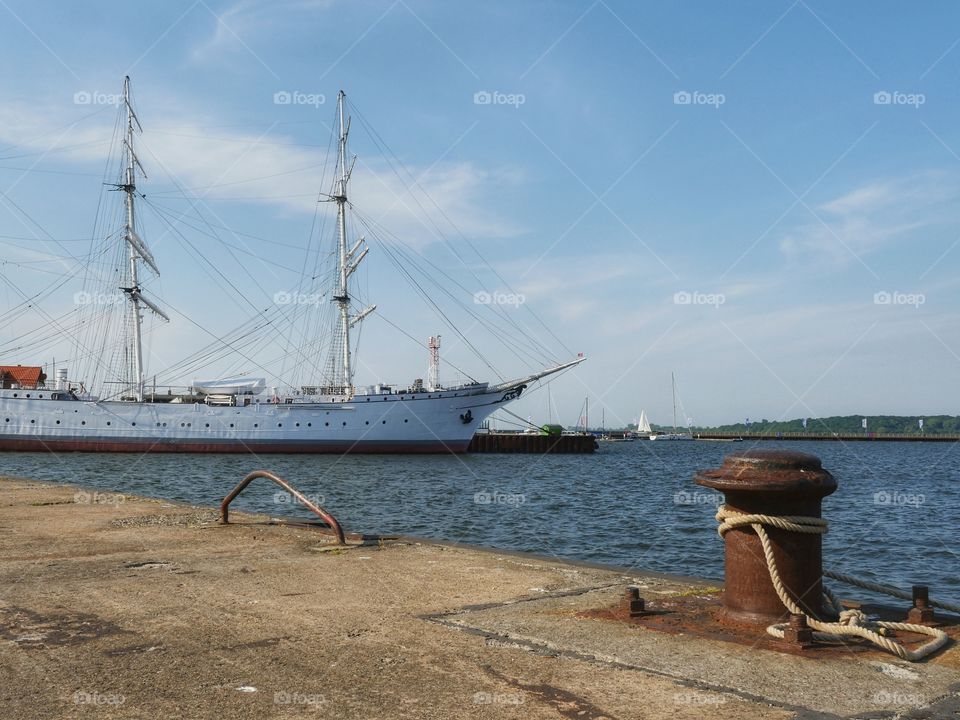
[220,469,345,545]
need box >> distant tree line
[693,415,960,435]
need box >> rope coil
[715,505,949,662]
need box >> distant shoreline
[694,431,960,443]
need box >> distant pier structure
[468,432,596,453]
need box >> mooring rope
[715,506,950,662]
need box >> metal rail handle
[220,469,345,545]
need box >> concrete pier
[1,476,958,719]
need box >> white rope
[715,506,949,662]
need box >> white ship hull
[0,385,521,454]
[649,433,693,441]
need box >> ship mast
[671,371,678,433]
[326,90,373,396]
[119,76,168,401]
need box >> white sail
[637,410,651,434]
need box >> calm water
[3,440,958,604]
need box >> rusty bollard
[695,450,837,625]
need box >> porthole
[81,421,86,425]
[106,421,111,426]
[25,394,30,398]
[404,419,408,423]
[277,423,282,428]
[132,422,136,426]
[12,393,17,398]
[205,423,210,428]
[162,422,167,427]
[295,423,300,427]
[307,422,311,427]
[325,422,329,427]
[30,419,35,424]
[56,420,60,424]
[187,423,191,427]
[365,421,369,425]
[382,420,386,424]
[230,423,235,428]
[254,423,259,428]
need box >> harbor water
[3,440,957,604]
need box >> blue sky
[1,0,959,427]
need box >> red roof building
[0,365,46,389]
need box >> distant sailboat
[636,410,652,436]
[649,372,693,441]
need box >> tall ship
[0,80,582,453]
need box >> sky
[1,0,959,429]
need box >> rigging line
[140,159,328,195]
[497,406,542,430]
[142,199,311,250]
[284,108,337,385]
[0,139,111,162]
[355,211,549,369]
[350,101,572,358]
[0,166,103,177]
[144,204,307,273]
[145,129,330,149]
[0,268,117,381]
[0,104,115,155]
[147,300,283,388]
[353,210,554,368]
[371,235,497,382]
[366,310,479,385]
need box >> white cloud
[0,102,524,248]
[779,173,957,264]
[191,0,335,61]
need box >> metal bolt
[623,586,645,617]
[908,585,936,625]
[782,613,815,648]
